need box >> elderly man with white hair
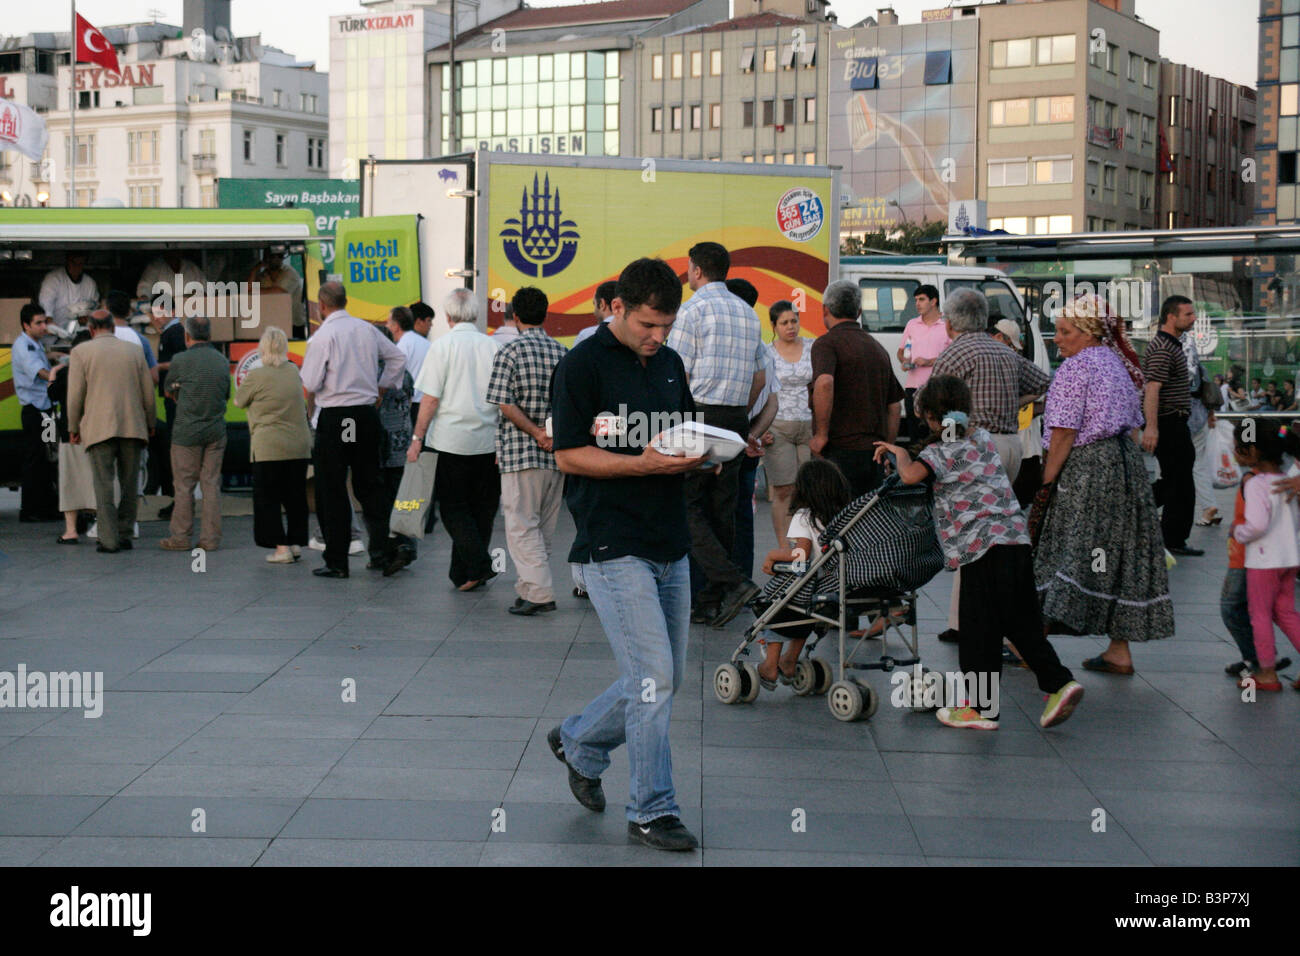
[929,287,1050,644]
[408,288,501,591]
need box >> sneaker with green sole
[936,706,999,730]
[1040,680,1085,728]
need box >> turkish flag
[75,13,120,74]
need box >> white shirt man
[413,311,499,457]
[137,255,207,301]
[388,309,431,405]
[39,256,99,328]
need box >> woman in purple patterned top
[1033,296,1174,675]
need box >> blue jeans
[1220,568,1257,665]
[561,555,690,824]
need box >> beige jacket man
[68,322,156,552]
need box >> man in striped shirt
[1142,295,1200,555]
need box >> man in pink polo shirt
[897,284,951,440]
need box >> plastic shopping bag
[1212,419,1241,489]
[389,451,438,539]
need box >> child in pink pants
[1231,420,1300,692]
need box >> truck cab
[837,259,1049,383]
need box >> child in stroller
[872,375,1085,731]
[755,459,853,690]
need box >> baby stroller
[713,472,944,722]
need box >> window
[804,96,816,123]
[671,106,682,131]
[1102,165,1117,190]
[1086,160,1099,186]
[306,137,325,170]
[128,183,160,208]
[710,49,721,75]
[762,99,775,126]
[1035,95,1073,123]
[272,89,281,107]
[800,43,817,68]
[1281,84,1296,117]
[127,129,158,165]
[945,280,1027,334]
[200,183,215,208]
[763,47,776,72]
[990,98,1031,126]
[1127,167,1139,195]
[1090,41,1114,71]
[781,44,796,70]
[76,90,100,108]
[691,51,702,77]
[858,279,919,333]
[691,105,702,130]
[988,158,1029,187]
[652,54,663,80]
[742,154,754,163]
[804,151,816,164]
[276,133,286,166]
[1127,52,1141,81]
[199,129,215,155]
[740,47,755,72]
[1037,35,1075,64]
[1107,43,1118,73]
[1125,109,1139,142]
[782,152,795,164]
[762,153,775,164]
[1144,58,1156,86]
[1033,157,1072,184]
[68,186,96,207]
[1141,115,1154,143]
[991,38,1032,69]
[1281,152,1298,184]
[1047,215,1073,233]
[710,103,721,129]
[782,97,795,126]
[924,50,951,85]
[300,92,309,111]
[65,133,95,168]
[1168,95,1178,126]
[742,100,754,128]
[243,129,254,162]
[671,52,682,79]
[133,86,163,105]
[651,107,663,132]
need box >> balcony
[192,153,217,174]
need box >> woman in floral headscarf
[1032,295,1174,674]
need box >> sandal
[1238,675,1283,692]
[1195,508,1222,526]
[756,667,779,692]
[1082,655,1135,676]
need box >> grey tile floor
[1,486,1297,867]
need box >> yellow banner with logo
[485,164,834,343]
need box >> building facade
[973,0,1161,236]
[828,9,978,236]
[1,16,328,209]
[428,0,727,158]
[632,12,833,165]
[1157,61,1256,228]
[1257,0,1299,225]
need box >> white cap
[993,319,1023,350]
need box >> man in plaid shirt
[929,287,1049,644]
[486,287,569,615]
[667,241,766,628]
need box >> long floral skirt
[1034,433,1175,642]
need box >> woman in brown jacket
[233,327,312,563]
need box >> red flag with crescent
[75,13,120,74]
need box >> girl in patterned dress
[873,375,1084,730]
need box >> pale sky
[5,0,1259,88]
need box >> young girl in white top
[1231,420,1300,692]
[755,459,853,690]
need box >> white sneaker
[133,522,140,539]
[87,521,98,540]
[290,545,301,558]
[308,536,326,551]
[348,538,365,556]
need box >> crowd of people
[12,237,1300,854]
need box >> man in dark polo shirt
[810,279,905,496]
[546,257,706,853]
[1142,294,1201,555]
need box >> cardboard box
[0,298,33,346]
[234,291,293,341]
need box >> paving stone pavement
[1,486,1297,867]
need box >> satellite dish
[190,28,206,59]
[214,25,231,43]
